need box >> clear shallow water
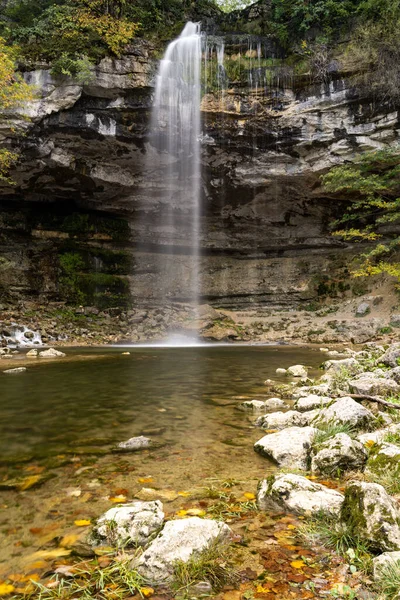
[0,345,323,575]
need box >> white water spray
[150,22,202,309]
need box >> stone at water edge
[115,436,152,451]
[311,433,368,476]
[255,409,319,430]
[323,357,362,374]
[4,367,27,374]
[287,365,308,377]
[294,394,332,412]
[254,426,318,470]
[26,349,38,357]
[264,398,288,409]
[135,516,232,584]
[373,552,400,582]
[349,375,399,396]
[276,368,287,374]
[238,400,268,412]
[341,481,400,552]
[316,397,376,430]
[91,501,164,547]
[39,348,66,358]
[257,473,344,516]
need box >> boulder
[257,473,344,516]
[311,433,368,475]
[26,349,38,357]
[349,375,399,397]
[379,344,400,368]
[39,348,66,358]
[294,395,332,412]
[292,383,331,399]
[323,358,362,374]
[276,368,287,374]
[116,436,152,451]
[341,481,400,552]
[254,426,318,470]
[358,424,400,445]
[256,409,318,430]
[386,367,400,384]
[238,400,267,411]
[287,365,308,377]
[136,517,231,584]
[316,397,375,430]
[356,302,370,317]
[264,398,288,410]
[366,443,400,475]
[92,501,164,547]
[373,551,400,582]
[4,367,27,374]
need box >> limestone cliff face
[0,36,398,308]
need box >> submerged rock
[92,501,164,547]
[254,426,318,470]
[39,348,66,358]
[257,473,344,516]
[238,400,269,412]
[341,481,400,552]
[135,488,179,502]
[26,349,38,357]
[115,436,152,451]
[316,397,375,430]
[311,433,367,476]
[136,517,231,584]
[3,367,27,374]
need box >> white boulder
[116,436,152,451]
[254,426,318,470]
[136,517,231,584]
[294,395,332,412]
[257,473,344,516]
[39,348,66,358]
[311,433,368,475]
[287,365,308,377]
[256,409,318,430]
[316,397,375,430]
[92,501,164,547]
[373,551,400,582]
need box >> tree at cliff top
[0,36,33,182]
[215,0,255,12]
[322,150,400,287]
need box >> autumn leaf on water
[60,534,79,548]
[74,519,91,527]
[18,476,41,491]
[27,549,71,561]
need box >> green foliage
[30,555,145,599]
[215,0,255,12]
[313,421,356,449]
[172,542,240,594]
[374,558,400,599]
[322,149,400,287]
[50,53,94,83]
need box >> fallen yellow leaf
[365,440,375,448]
[175,510,187,517]
[140,587,154,597]
[18,476,41,491]
[186,509,206,517]
[256,585,271,593]
[290,560,305,569]
[109,495,127,503]
[27,549,71,561]
[307,475,318,480]
[60,534,79,548]
[243,492,255,500]
[178,491,190,497]
[138,477,153,484]
[287,524,296,530]
[74,519,91,527]
[0,583,15,596]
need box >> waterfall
[149,22,202,312]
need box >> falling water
[150,22,202,311]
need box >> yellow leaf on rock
[74,520,91,527]
[109,495,126,503]
[0,583,15,596]
[290,560,305,569]
[140,587,154,597]
[365,440,375,448]
[243,492,255,500]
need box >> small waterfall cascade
[150,22,202,312]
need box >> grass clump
[376,559,400,600]
[172,542,240,595]
[313,421,356,449]
[28,555,145,600]
[298,513,372,574]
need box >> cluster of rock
[90,501,231,585]
[249,343,400,583]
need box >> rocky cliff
[0,33,399,311]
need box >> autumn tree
[0,36,33,182]
[322,149,400,286]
